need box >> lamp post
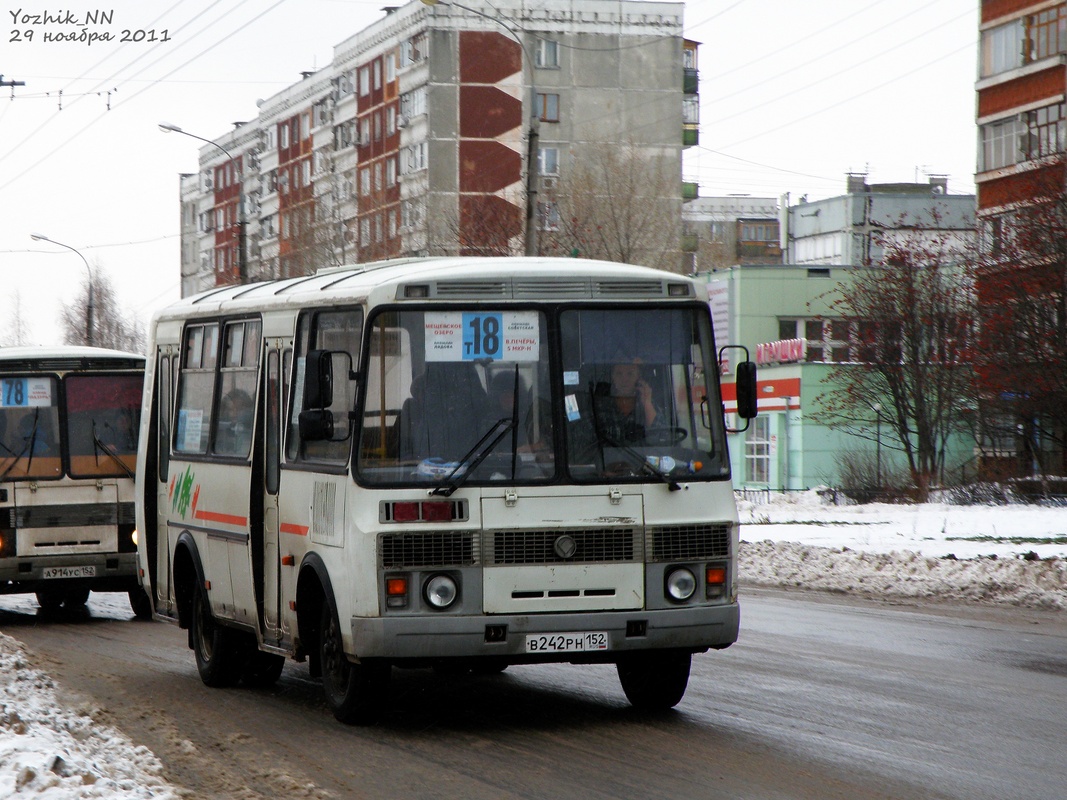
[160,122,247,284]
[420,0,540,256]
[30,233,94,346]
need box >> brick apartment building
[175,0,697,296]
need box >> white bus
[0,346,149,617]
[135,257,757,722]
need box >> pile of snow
[0,630,181,799]
[738,489,1067,609]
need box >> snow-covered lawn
[2,490,1066,797]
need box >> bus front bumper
[0,552,139,594]
[350,602,739,662]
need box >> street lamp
[420,0,540,256]
[160,122,247,284]
[30,233,94,347]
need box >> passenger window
[213,320,261,458]
[175,323,219,454]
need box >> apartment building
[783,174,975,267]
[175,0,695,294]
[976,1,1066,216]
[681,195,782,272]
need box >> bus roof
[0,346,145,370]
[155,257,698,322]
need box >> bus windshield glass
[356,304,729,486]
[0,376,61,479]
[66,374,142,478]
[358,308,555,486]
[560,306,730,482]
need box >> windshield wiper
[586,385,680,491]
[92,420,135,479]
[0,409,39,481]
[429,417,515,497]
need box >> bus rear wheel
[616,649,692,711]
[319,602,389,725]
[191,583,243,687]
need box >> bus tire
[319,602,389,725]
[191,582,243,688]
[241,651,285,688]
[35,588,65,612]
[128,588,154,621]
[616,649,692,711]
[65,587,90,607]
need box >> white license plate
[525,631,609,653]
[42,566,96,579]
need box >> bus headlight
[424,574,458,609]
[665,568,696,602]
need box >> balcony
[683,68,698,96]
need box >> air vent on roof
[434,280,508,298]
[593,279,665,298]
[513,278,591,298]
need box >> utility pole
[0,75,27,96]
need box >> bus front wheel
[616,649,692,711]
[191,583,243,687]
[319,602,389,725]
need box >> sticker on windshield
[0,378,52,407]
[425,312,539,362]
[565,394,580,421]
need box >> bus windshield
[356,305,729,486]
[66,374,141,478]
[0,376,61,479]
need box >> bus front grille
[379,531,477,568]
[648,523,731,562]
[488,528,640,565]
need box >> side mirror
[298,409,335,441]
[735,360,758,419]
[304,349,334,408]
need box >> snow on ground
[738,489,1067,610]
[2,490,1066,797]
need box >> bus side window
[175,323,219,455]
[157,354,172,482]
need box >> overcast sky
[0,0,979,347]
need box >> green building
[695,265,975,492]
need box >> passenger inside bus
[396,363,491,464]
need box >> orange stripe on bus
[194,509,248,527]
[280,523,309,536]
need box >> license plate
[525,631,609,653]
[42,566,96,579]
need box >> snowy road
[3,586,1065,800]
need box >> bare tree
[546,141,681,271]
[975,161,1067,479]
[813,224,978,499]
[2,291,32,347]
[59,270,145,353]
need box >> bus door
[154,348,179,614]
[260,343,286,642]
[275,309,362,635]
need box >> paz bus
[0,346,149,617]
[134,257,757,723]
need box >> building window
[709,221,727,241]
[979,116,1024,171]
[779,318,856,364]
[538,146,559,176]
[402,142,427,174]
[400,87,426,119]
[536,93,559,122]
[359,66,371,96]
[745,415,770,484]
[385,50,396,83]
[538,201,560,231]
[279,122,289,149]
[739,222,777,242]
[682,96,699,125]
[535,38,559,68]
[386,106,396,136]
[1025,102,1066,160]
[400,33,426,68]
[1027,7,1066,62]
[981,20,1023,76]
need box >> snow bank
[0,631,181,799]
[738,488,1067,609]
[741,540,1067,609]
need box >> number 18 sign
[425,312,539,362]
